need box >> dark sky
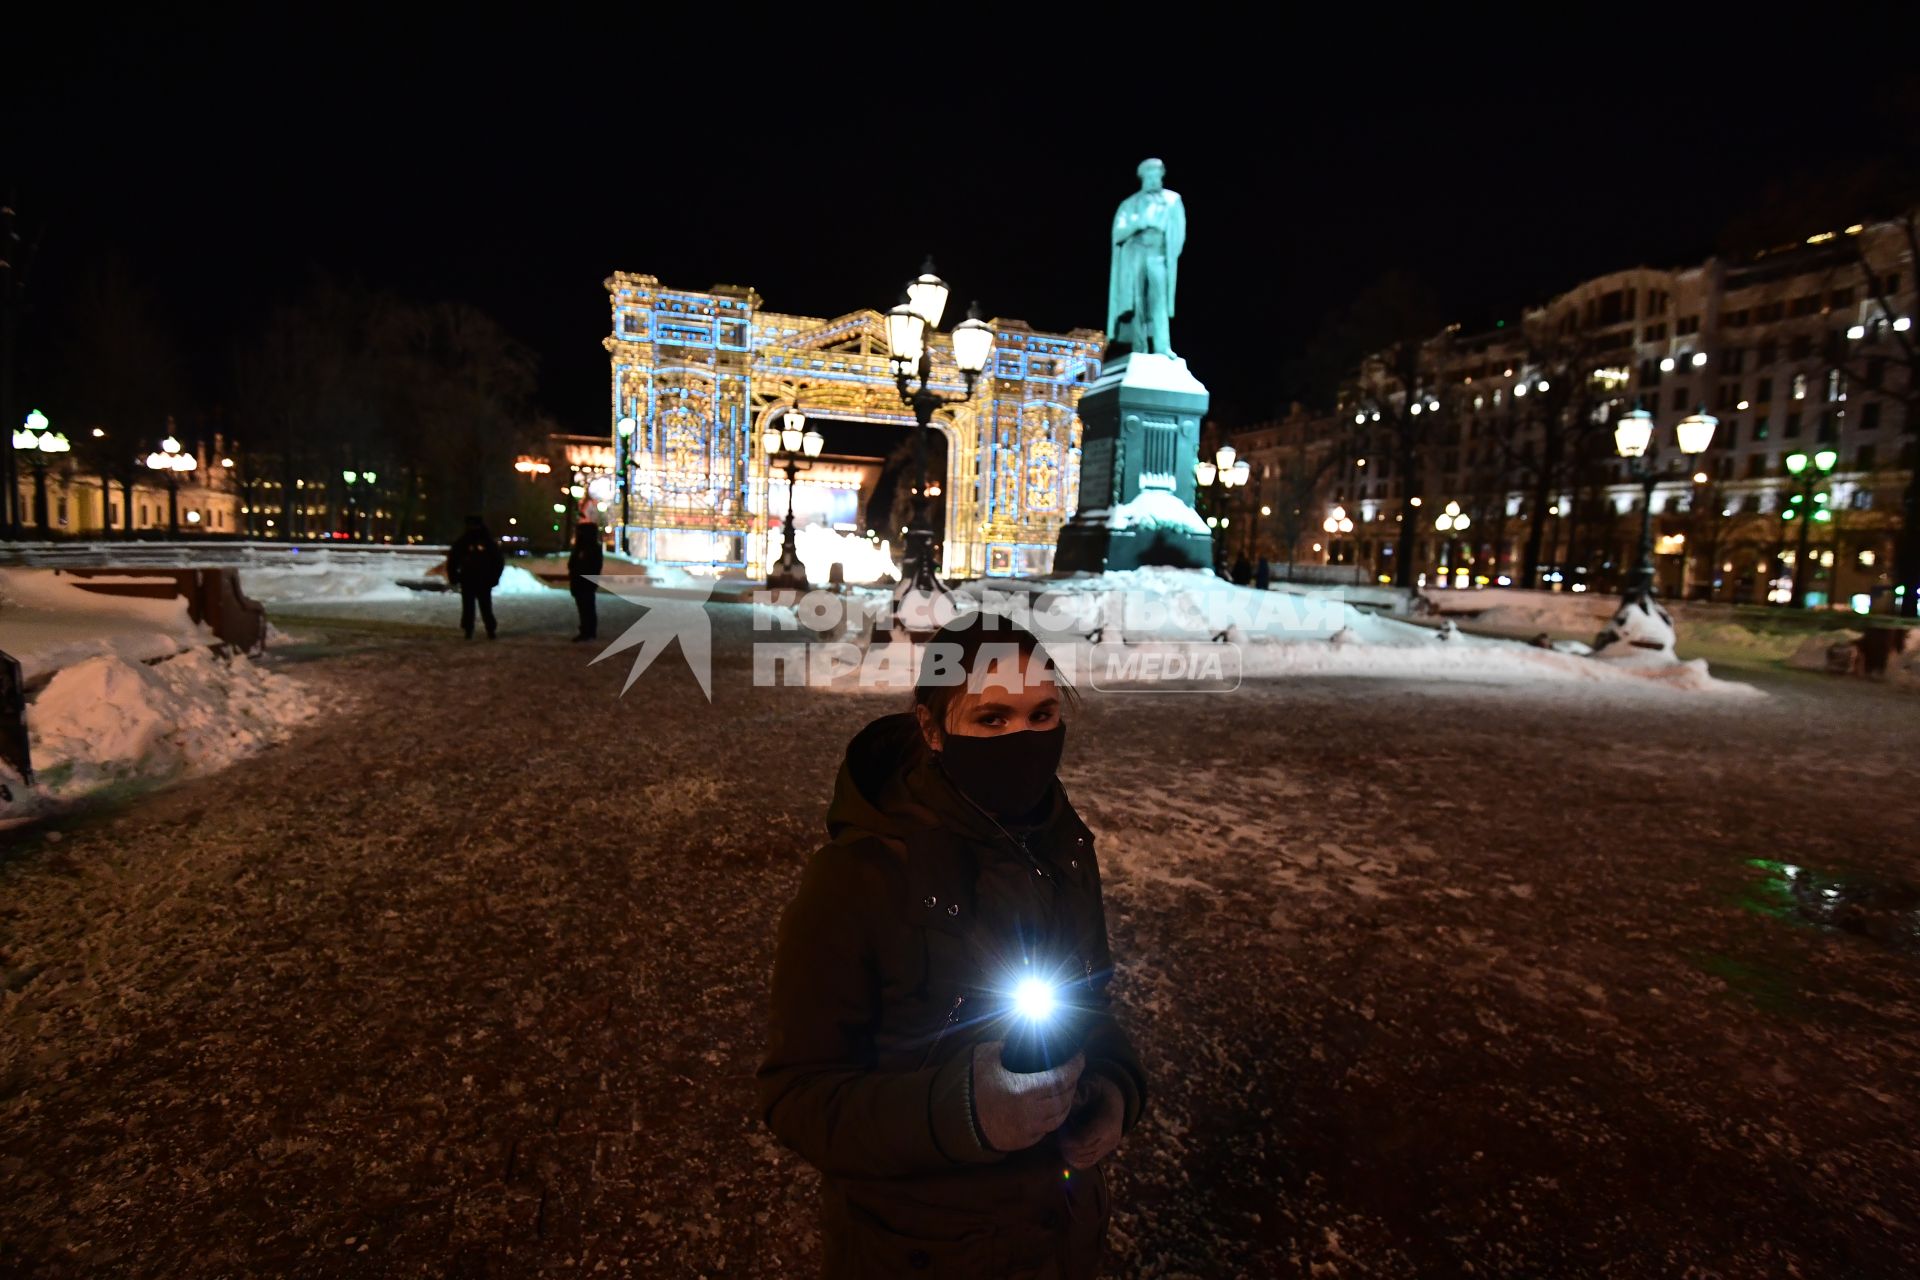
[9,15,1917,430]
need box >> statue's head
[1137,158,1166,192]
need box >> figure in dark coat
[1255,555,1272,591]
[446,515,505,640]
[760,622,1147,1279]
[568,520,604,642]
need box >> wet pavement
[1,595,1917,1277]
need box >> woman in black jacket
[567,520,603,642]
[759,614,1147,1278]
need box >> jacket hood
[825,713,1067,847]
[825,713,936,843]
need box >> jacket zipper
[921,994,966,1068]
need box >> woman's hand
[971,1044,1085,1153]
[1057,1072,1125,1169]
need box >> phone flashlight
[1001,974,1083,1074]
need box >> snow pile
[0,568,211,681]
[1424,587,1614,637]
[972,566,1375,643]
[244,556,550,604]
[1101,490,1210,535]
[941,568,1757,695]
[496,564,553,595]
[10,649,316,808]
[241,560,419,604]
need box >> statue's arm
[1167,195,1186,261]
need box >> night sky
[9,15,1917,430]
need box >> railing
[0,541,450,570]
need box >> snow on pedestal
[1099,489,1212,535]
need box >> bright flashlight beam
[1012,977,1057,1022]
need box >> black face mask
[938,723,1066,820]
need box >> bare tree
[1301,273,1446,589]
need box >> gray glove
[970,1042,1085,1153]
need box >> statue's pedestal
[1054,353,1214,573]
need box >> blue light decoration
[604,272,1102,578]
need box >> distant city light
[1690,352,1708,368]
[1659,357,1676,373]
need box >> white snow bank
[241,561,419,604]
[902,569,1756,696]
[1089,633,1751,695]
[496,564,554,595]
[969,566,1386,643]
[243,555,553,605]
[5,648,317,814]
[0,568,211,681]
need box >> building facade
[11,436,243,539]
[602,274,1102,579]
[1232,217,1916,607]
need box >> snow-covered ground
[0,607,1914,1278]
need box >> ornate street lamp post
[761,400,823,589]
[1781,448,1838,608]
[882,259,994,621]
[342,469,378,541]
[12,410,70,535]
[1194,443,1250,570]
[1612,403,1717,608]
[1321,503,1355,565]
[1434,500,1472,587]
[616,416,636,555]
[143,434,196,536]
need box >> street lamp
[762,400,824,588]
[616,415,637,553]
[1321,503,1355,564]
[1434,500,1473,586]
[342,468,378,541]
[1193,444,1250,569]
[1781,448,1839,608]
[883,257,993,623]
[12,410,71,535]
[143,434,197,536]
[1612,403,1717,607]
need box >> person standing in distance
[446,515,504,640]
[568,519,603,642]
